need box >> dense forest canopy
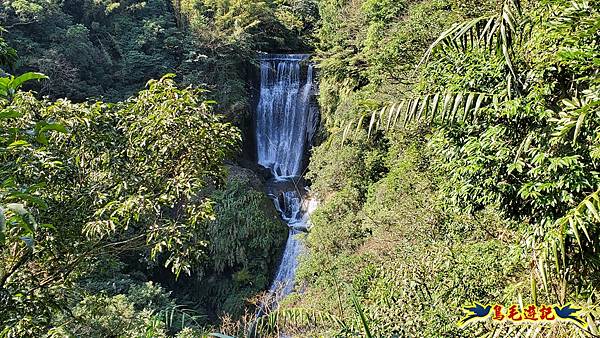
[1,0,600,337]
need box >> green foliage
[2,0,317,121]
[0,32,18,71]
[208,177,286,275]
[48,281,206,337]
[338,0,600,298]
[0,73,240,336]
[178,174,287,318]
[316,0,463,130]
[0,71,46,101]
[175,0,316,50]
[286,130,527,336]
[274,0,600,336]
[1,0,182,100]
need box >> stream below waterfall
[255,53,318,308]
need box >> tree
[0,73,240,336]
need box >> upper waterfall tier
[256,54,318,179]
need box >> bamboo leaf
[584,199,600,221]
[569,217,582,250]
[575,215,591,242]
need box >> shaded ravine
[256,54,318,309]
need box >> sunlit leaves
[550,91,600,145]
[341,91,495,139]
[0,73,241,334]
[58,74,242,276]
[555,188,600,248]
[0,72,47,101]
[419,0,523,85]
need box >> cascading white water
[255,53,318,306]
[268,190,304,298]
[256,54,317,179]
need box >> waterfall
[255,53,318,308]
[256,54,317,179]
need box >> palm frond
[343,91,496,142]
[418,0,523,84]
[550,93,600,145]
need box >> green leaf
[36,132,48,145]
[9,193,48,210]
[0,208,5,245]
[341,120,353,146]
[450,93,464,124]
[0,109,22,119]
[405,98,419,127]
[573,110,587,144]
[418,95,429,122]
[7,140,30,148]
[385,103,396,130]
[393,101,406,127]
[584,199,600,221]
[351,291,373,338]
[40,123,68,134]
[11,72,47,90]
[463,93,475,121]
[430,93,440,122]
[367,108,378,138]
[355,115,366,133]
[568,217,582,250]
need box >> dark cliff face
[228,56,261,170]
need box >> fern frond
[418,0,523,85]
[342,92,496,143]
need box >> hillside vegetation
[1,0,310,335]
[1,0,600,337]
[263,0,600,337]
